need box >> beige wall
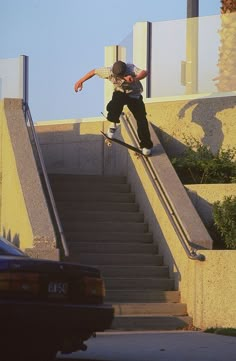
[35,119,105,175]
[178,249,236,329]
[35,118,129,177]
[186,184,236,225]
[145,95,236,158]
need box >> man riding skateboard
[74,61,153,156]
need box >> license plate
[48,281,68,297]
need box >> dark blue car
[0,237,114,361]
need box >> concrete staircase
[49,174,192,331]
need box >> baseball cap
[112,61,127,77]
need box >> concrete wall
[0,99,58,259]
[179,249,236,329]
[145,95,236,158]
[186,184,236,226]
[35,118,129,177]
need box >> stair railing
[23,102,69,257]
[121,113,205,262]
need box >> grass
[204,328,236,337]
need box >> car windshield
[0,237,27,257]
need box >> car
[0,236,114,361]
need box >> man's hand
[74,81,83,92]
[123,75,135,83]
[74,70,96,92]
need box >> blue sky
[1,0,220,121]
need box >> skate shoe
[142,147,152,156]
[107,127,117,139]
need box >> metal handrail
[23,102,69,257]
[121,113,205,261]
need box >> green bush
[213,196,236,250]
[171,139,236,184]
[205,328,236,337]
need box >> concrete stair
[49,174,192,331]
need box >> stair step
[104,278,174,290]
[54,192,135,202]
[54,191,135,203]
[69,253,163,266]
[68,242,157,254]
[51,183,131,193]
[65,232,153,243]
[106,290,180,303]
[63,222,148,233]
[49,174,127,184]
[111,315,192,331]
[59,211,144,223]
[98,265,169,278]
[113,303,187,316]
[56,202,139,212]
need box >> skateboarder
[74,61,153,156]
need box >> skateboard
[101,131,149,159]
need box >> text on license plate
[48,282,68,296]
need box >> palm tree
[214,0,236,91]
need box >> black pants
[106,91,153,149]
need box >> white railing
[0,55,28,103]
[119,14,236,99]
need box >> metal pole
[185,0,199,94]
[19,55,29,104]
[187,0,199,18]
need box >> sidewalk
[58,331,236,361]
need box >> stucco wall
[179,249,236,329]
[35,118,129,177]
[145,95,236,158]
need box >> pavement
[58,330,236,361]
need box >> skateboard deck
[101,131,148,158]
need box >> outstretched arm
[74,69,96,92]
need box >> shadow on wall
[152,124,188,158]
[149,96,236,158]
[177,97,236,154]
[186,189,224,250]
[2,227,20,248]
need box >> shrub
[171,139,236,184]
[205,328,236,337]
[213,196,236,250]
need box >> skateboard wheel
[105,139,112,147]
